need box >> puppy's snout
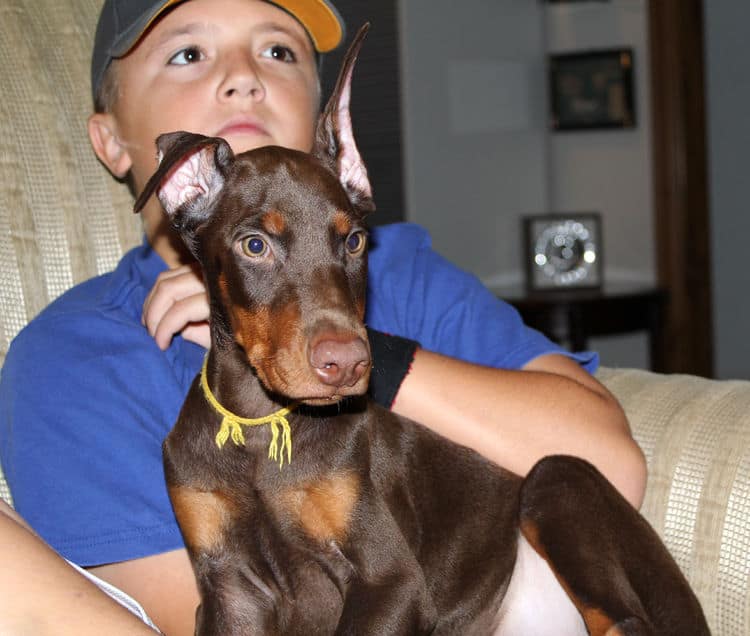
[310,336,370,389]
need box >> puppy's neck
[204,344,287,421]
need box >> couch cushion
[599,366,750,636]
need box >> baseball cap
[91,0,345,100]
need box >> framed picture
[548,48,635,130]
[523,213,603,291]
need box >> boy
[0,0,645,633]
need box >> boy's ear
[87,113,132,178]
[313,23,374,215]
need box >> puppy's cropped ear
[134,131,233,244]
[313,24,374,215]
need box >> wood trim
[648,0,713,376]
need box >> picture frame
[523,213,603,292]
[548,48,635,131]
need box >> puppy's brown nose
[310,337,370,388]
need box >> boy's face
[93,0,320,197]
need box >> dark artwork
[549,48,635,131]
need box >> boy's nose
[218,54,265,102]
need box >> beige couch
[1,0,748,634]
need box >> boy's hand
[142,265,211,350]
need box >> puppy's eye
[241,236,268,258]
[345,231,367,256]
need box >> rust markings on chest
[169,487,237,553]
[281,471,360,544]
[168,472,360,553]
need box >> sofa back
[0,0,141,373]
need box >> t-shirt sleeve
[0,313,191,566]
[366,223,598,372]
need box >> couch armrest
[598,366,750,636]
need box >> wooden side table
[492,283,668,372]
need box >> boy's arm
[392,349,646,509]
[0,500,160,636]
[88,549,199,636]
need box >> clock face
[525,216,602,290]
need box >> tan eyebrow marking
[332,210,351,236]
[261,210,286,235]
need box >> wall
[398,0,549,286]
[399,0,654,369]
[545,0,654,286]
[704,4,750,380]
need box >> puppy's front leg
[193,559,283,636]
[334,500,437,635]
[335,567,436,636]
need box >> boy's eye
[168,46,205,66]
[260,45,297,63]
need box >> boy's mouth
[216,116,270,142]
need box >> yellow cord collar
[200,356,298,468]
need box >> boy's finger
[143,267,208,329]
[182,323,212,350]
[152,294,211,350]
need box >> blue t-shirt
[0,223,595,566]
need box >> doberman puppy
[135,25,709,636]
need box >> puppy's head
[134,25,374,404]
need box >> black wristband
[366,327,420,409]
